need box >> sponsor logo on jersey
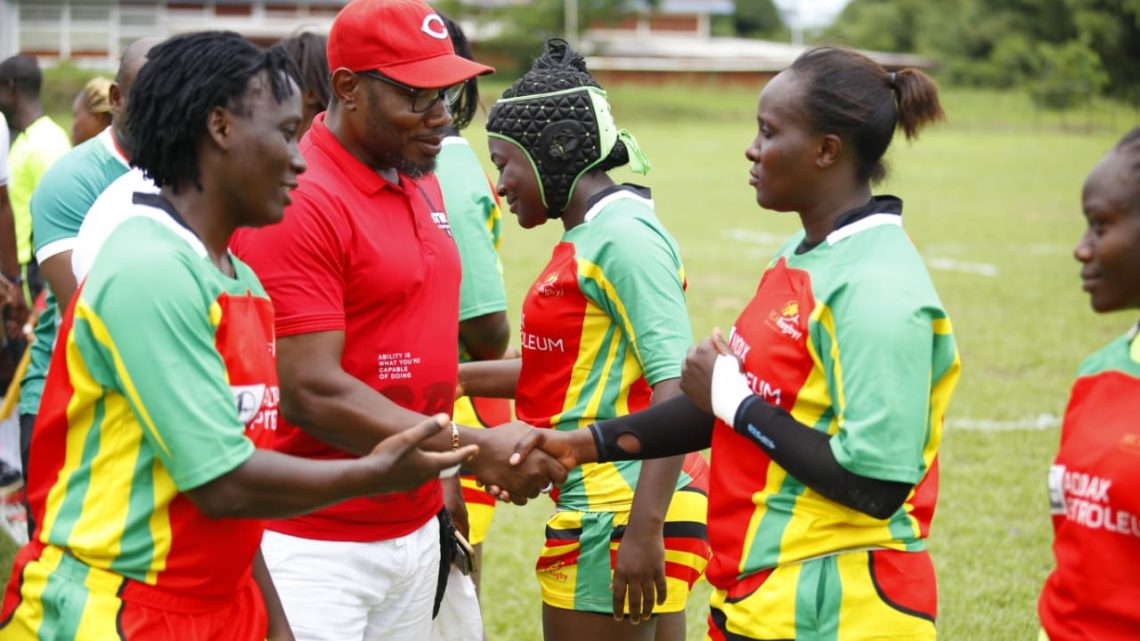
[766,299,804,341]
[520,328,565,353]
[536,273,563,297]
[728,326,782,406]
[232,383,279,432]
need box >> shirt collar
[98,126,130,168]
[307,112,410,197]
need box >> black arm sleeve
[588,395,714,462]
[731,396,912,520]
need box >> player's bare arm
[456,357,521,399]
[186,414,477,519]
[459,310,510,361]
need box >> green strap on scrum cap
[587,87,650,175]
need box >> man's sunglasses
[357,70,464,113]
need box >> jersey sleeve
[31,158,101,263]
[449,183,507,322]
[230,189,347,337]
[822,266,938,485]
[76,230,254,491]
[580,212,691,386]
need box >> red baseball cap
[327,0,494,89]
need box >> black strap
[433,509,456,619]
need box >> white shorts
[261,518,441,641]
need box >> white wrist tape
[710,353,753,425]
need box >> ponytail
[893,67,944,141]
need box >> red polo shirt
[231,113,459,541]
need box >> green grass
[2,84,1134,640]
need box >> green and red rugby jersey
[17,198,278,600]
[1039,324,1140,640]
[516,185,706,512]
[707,197,960,588]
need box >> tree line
[438,0,1137,107]
[823,0,1138,106]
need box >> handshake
[360,414,583,504]
[364,328,734,501]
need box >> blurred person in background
[1037,127,1140,641]
[69,76,113,146]
[0,114,22,493]
[276,31,329,140]
[0,54,69,344]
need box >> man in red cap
[230,1,565,640]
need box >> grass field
[2,84,1135,640]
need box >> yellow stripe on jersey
[580,315,623,424]
[40,331,103,544]
[576,306,635,511]
[932,317,952,335]
[68,391,138,566]
[613,351,642,418]
[738,454,791,576]
[580,462,631,512]
[548,302,611,428]
[577,257,644,372]
[144,458,177,584]
[814,304,847,416]
[75,301,173,459]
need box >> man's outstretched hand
[362,414,478,493]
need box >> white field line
[724,228,785,246]
[946,414,1061,431]
[925,257,999,277]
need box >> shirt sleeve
[76,230,254,491]
[580,211,692,386]
[823,265,938,484]
[31,158,104,263]
[230,189,347,337]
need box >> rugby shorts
[706,548,936,641]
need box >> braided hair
[128,31,300,192]
[486,39,645,216]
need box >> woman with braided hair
[508,46,960,640]
[457,39,710,641]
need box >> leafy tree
[734,0,786,39]
[1030,38,1109,109]
[820,0,1138,100]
